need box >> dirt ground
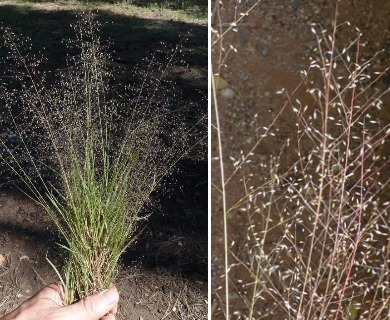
[0,1,207,319]
[212,0,389,318]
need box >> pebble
[8,133,17,142]
[239,71,250,80]
[292,0,300,10]
[257,46,269,56]
[220,88,234,99]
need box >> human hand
[1,283,119,320]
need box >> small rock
[213,75,229,90]
[239,71,250,80]
[246,137,253,144]
[17,293,24,298]
[8,134,17,142]
[292,0,300,10]
[220,88,234,99]
[257,46,269,56]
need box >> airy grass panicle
[212,2,389,319]
[0,12,200,304]
[239,25,390,318]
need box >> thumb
[63,288,119,320]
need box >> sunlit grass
[212,2,390,319]
[0,12,204,303]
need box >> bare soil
[0,1,207,319]
[212,0,389,318]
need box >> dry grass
[0,271,14,314]
[212,2,390,319]
[0,256,25,316]
[117,268,207,320]
[0,11,203,305]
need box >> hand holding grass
[0,13,199,303]
[1,283,119,320]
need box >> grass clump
[0,13,203,304]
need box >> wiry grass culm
[211,0,262,318]
[212,4,389,319]
[0,13,204,305]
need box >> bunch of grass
[0,13,201,304]
[212,3,389,319]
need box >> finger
[44,282,65,305]
[62,287,119,320]
[100,313,116,320]
[111,303,118,315]
[103,304,118,316]
[105,304,118,316]
[107,284,118,315]
[0,283,64,320]
[26,283,64,307]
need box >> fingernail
[101,288,118,304]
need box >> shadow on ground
[0,4,207,87]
